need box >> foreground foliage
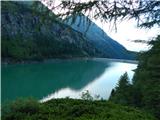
[109,72,133,105]
[109,35,160,119]
[2,98,156,120]
[44,0,160,29]
[132,35,160,119]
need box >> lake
[1,58,137,103]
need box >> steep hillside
[66,15,136,59]
[1,1,102,62]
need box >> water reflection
[41,62,137,102]
[2,59,110,103]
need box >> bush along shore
[2,97,156,120]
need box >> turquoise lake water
[1,59,137,103]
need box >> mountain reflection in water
[2,59,137,103]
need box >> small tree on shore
[109,72,132,105]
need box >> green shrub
[2,98,156,120]
[2,98,40,120]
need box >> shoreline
[1,57,138,65]
[92,58,138,64]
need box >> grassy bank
[2,98,156,120]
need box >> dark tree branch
[41,0,160,29]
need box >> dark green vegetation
[109,35,160,119]
[1,1,99,62]
[2,98,156,120]
[109,72,133,106]
[1,1,135,63]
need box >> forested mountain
[1,1,135,63]
[1,1,102,62]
